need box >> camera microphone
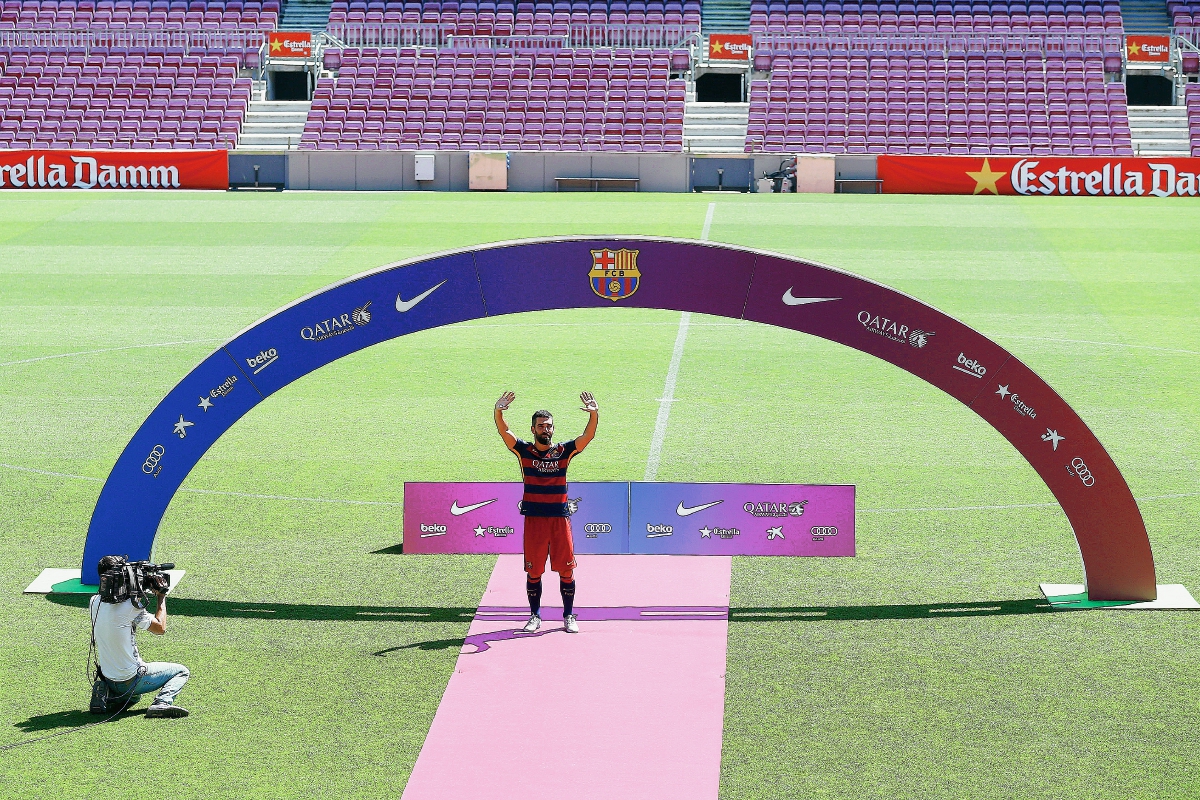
[158,563,176,570]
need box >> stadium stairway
[684,98,750,151]
[237,83,312,150]
[702,0,751,31]
[1127,105,1191,155]
[1119,0,1173,32]
[280,0,334,30]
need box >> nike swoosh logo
[677,500,724,516]
[451,498,498,516]
[396,280,447,313]
[782,288,841,306]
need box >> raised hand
[496,391,515,411]
[579,391,598,413]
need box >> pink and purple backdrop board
[402,482,630,554]
[628,482,855,556]
[403,481,855,556]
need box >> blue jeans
[107,662,189,707]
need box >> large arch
[81,238,1157,601]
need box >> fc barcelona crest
[589,248,641,302]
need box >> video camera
[97,556,174,608]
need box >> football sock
[560,579,576,617]
[526,578,542,615]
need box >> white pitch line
[178,487,403,507]
[700,201,716,241]
[0,463,402,507]
[643,203,713,482]
[858,492,1200,514]
[0,338,225,368]
[998,334,1200,358]
[644,312,690,482]
[2,461,1195,512]
[0,463,103,482]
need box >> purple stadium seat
[744,51,1132,156]
[0,51,252,151]
[301,47,686,151]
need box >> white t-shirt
[89,596,153,681]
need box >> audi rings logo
[1067,457,1095,487]
[584,523,612,534]
[142,444,165,477]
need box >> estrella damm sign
[589,248,641,302]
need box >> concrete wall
[278,151,877,192]
[286,151,689,192]
[834,155,880,193]
[229,153,287,187]
[286,150,469,191]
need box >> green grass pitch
[0,191,1197,799]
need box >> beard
[535,432,552,445]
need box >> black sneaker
[145,704,188,718]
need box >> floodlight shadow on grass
[45,594,477,624]
[729,598,1058,622]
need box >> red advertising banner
[708,33,752,60]
[268,30,312,58]
[878,155,1200,197]
[0,149,228,190]
[1126,35,1170,63]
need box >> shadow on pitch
[44,593,477,624]
[16,708,143,732]
[730,598,1057,622]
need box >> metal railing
[0,27,267,53]
[326,23,699,50]
[751,31,1126,55]
[1176,28,1200,49]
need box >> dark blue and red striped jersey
[513,439,579,517]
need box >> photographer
[89,555,189,719]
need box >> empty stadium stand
[300,47,686,150]
[749,0,1124,32]
[0,51,250,149]
[326,0,703,40]
[745,53,1134,155]
[1170,0,1200,40]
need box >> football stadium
[2,2,1200,798]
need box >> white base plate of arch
[1040,583,1198,610]
[24,567,186,594]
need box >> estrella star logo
[966,158,1006,195]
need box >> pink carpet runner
[401,554,732,800]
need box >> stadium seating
[326,0,702,36]
[1171,1,1200,39]
[749,0,1123,32]
[745,53,1133,155]
[1188,84,1200,156]
[0,50,250,149]
[0,0,279,30]
[300,47,686,151]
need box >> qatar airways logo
[300,302,372,342]
[858,311,934,349]
[0,155,180,189]
[1011,160,1200,197]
